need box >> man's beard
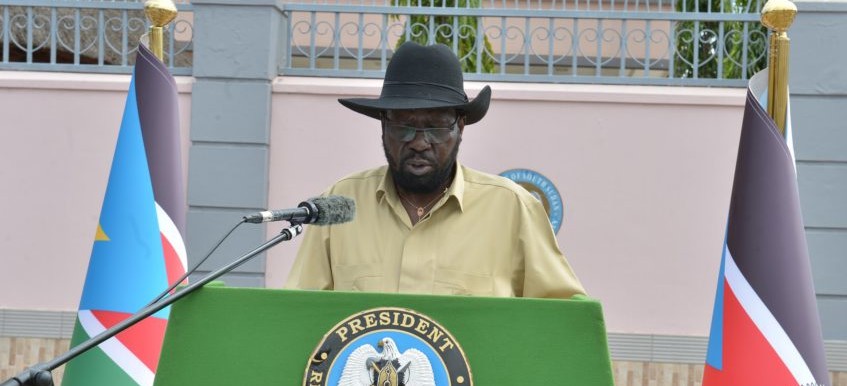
[384,140,460,194]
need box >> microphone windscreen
[311,195,356,225]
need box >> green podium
[153,287,614,385]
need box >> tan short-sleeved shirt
[285,163,585,298]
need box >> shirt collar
[376,168,393,205]
[445,162,466,212]
[376,162,466,213]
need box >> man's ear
[458,115,466,135]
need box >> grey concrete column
[790,0,847,340]
[188,0,286,287]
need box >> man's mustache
[400,151,436,165]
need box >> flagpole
[144,0,178,62]
[761,0,797,136]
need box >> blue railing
[0,0,193,75]
[281,0,767,86]
[0,0,767,86]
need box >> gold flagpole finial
[761,0,797,136]
[144,0,178,62]
[761,0,797,33]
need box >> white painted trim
[0,71,193,93]
[272,76,746,107]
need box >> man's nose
[406,130,432,151]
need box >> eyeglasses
[383,115,460,144]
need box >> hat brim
[339,85,491,125]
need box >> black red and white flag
[703,70,829,386]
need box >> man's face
[382,108,464,193]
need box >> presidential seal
[500,169,564,234]
[303,308,472,386]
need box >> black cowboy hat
[338,42,491,125]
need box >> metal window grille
[0,0,768,86]
[281,0,767,86]
[0,0,193,75]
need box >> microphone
[243,195,355,225]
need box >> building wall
[1,0,845,381]
[1,65,846,384]
[264,76,745,338]
[791,0,847,342]
[0,72,193,311]
[0,71,742,336]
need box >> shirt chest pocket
[333,264,383,292]
[433,268,494,296]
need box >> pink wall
[266,77,745,336]
[0,72,193,311]
[0,71,745,338]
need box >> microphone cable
[145,218,247,307]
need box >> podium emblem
[304,307,472,386]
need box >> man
[286,42,584,298]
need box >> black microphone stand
[0,223,304,386]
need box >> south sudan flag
[62,44,187,386]
[703,70,829,386]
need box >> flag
[61,44,187,386]
[702,70,829,385]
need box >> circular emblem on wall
[303,307,472,386]
[499,169,564,234]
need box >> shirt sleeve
[517,193,586,299]
[284,219,334,290]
